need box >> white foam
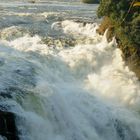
[0,20,140,140]
[61,20,99,38]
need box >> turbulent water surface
[0,0,140,140]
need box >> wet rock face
[0,111,19,140]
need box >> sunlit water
[0,0,140,140]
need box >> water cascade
[0,1,140,140]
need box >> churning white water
[0,1,140,140]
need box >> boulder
[0,111,19,140]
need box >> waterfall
[0,19,140,140]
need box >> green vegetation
[97,0,140,79]
[82,0,99,4]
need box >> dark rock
[0,111,19,140]
[82,0,99,4]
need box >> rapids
[0,0,140,140]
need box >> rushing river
[0,0,140,140]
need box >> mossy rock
[82,0,99,4]
[97,17,115,41]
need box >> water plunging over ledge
[0,0,140,140]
